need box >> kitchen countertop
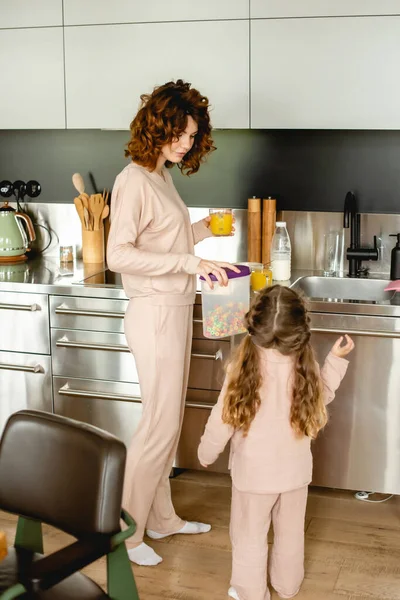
[0,257,128,299]
[0,257,398,318]
[0,256,306,298]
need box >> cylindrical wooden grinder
[247,197,262,263]
[262,197,276,266]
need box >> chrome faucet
[343,191,378,278]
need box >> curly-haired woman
[107,79,238,566]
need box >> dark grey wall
[1,129,400,213]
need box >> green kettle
[0,201,36,260]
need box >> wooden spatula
[74,197,86,229]
[89,193,104,231]
[100,204,110,226]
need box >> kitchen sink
[291,276,394,303]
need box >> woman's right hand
[197,260,240,289]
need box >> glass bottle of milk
[271,222,291,281]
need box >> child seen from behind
[198,285,354,600]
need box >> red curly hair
[125,79,216,176]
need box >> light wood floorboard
[1,471,399,599]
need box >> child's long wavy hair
[125,79,216,175]
[222,285,327,439]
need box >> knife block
[82,228,105,264]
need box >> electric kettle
[0,201,36,262]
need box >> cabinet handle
[58,384,141,403]
[56,337,130,352]
[0,363,43,373]
[0,302,40,312]
[56,337,223,359]
[191,350,222,361]
[185,402,215,410]
[55,306,125,318]
[311,327,400,339]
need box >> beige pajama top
[198,349,349,494]
[107,162,212,304]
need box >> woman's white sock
[146,521,211,540]
[127,543,163,566]
[228,587,240,600]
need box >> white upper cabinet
[251,16,400,129]
[65,20,249,129]
[64,0,249,25]
[0,28,65,129]
[0,0,62,27]
[251,0,400,18]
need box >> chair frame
[0,509,139,600]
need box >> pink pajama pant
[230,485,308,600]
[122,298,193,544]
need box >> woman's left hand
[203,215,236,236]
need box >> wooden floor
[1,471,400,599]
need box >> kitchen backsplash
[1,129,400,213]
[18,202,400,276]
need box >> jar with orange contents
[250,264,273,292]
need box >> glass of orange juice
[250,264,273,292]
[209,208,233,236]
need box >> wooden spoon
[74,197,86,229]
[89,193,104,231]
[72,173,85,195]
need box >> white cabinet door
[0,28,65,129]
[251,0,400,18]
[0,0,62,27]
[251,16,400,129]
[64,0,249,25]
[65,21,249,129]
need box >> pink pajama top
[107,163,212,305]
[198,349,349,494]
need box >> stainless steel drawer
[189,339,229,391]
[51,328,139,383]
[50,295,128,333]
[52,328,228,390]
[0,351,52,435]
[53,377,142,447]
[0,291,50,354]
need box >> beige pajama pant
[230,485,308,600]
[122,297,193,544]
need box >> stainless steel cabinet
[0,291,52,436]
[310,312,400,495]
[0,291,50,354]
[0,352,52,435]
[50,295,140,446]
[50,293,234,466]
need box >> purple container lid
[199,264,250,282]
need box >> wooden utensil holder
[82,227,105,264]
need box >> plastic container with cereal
[200,265,251,339]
